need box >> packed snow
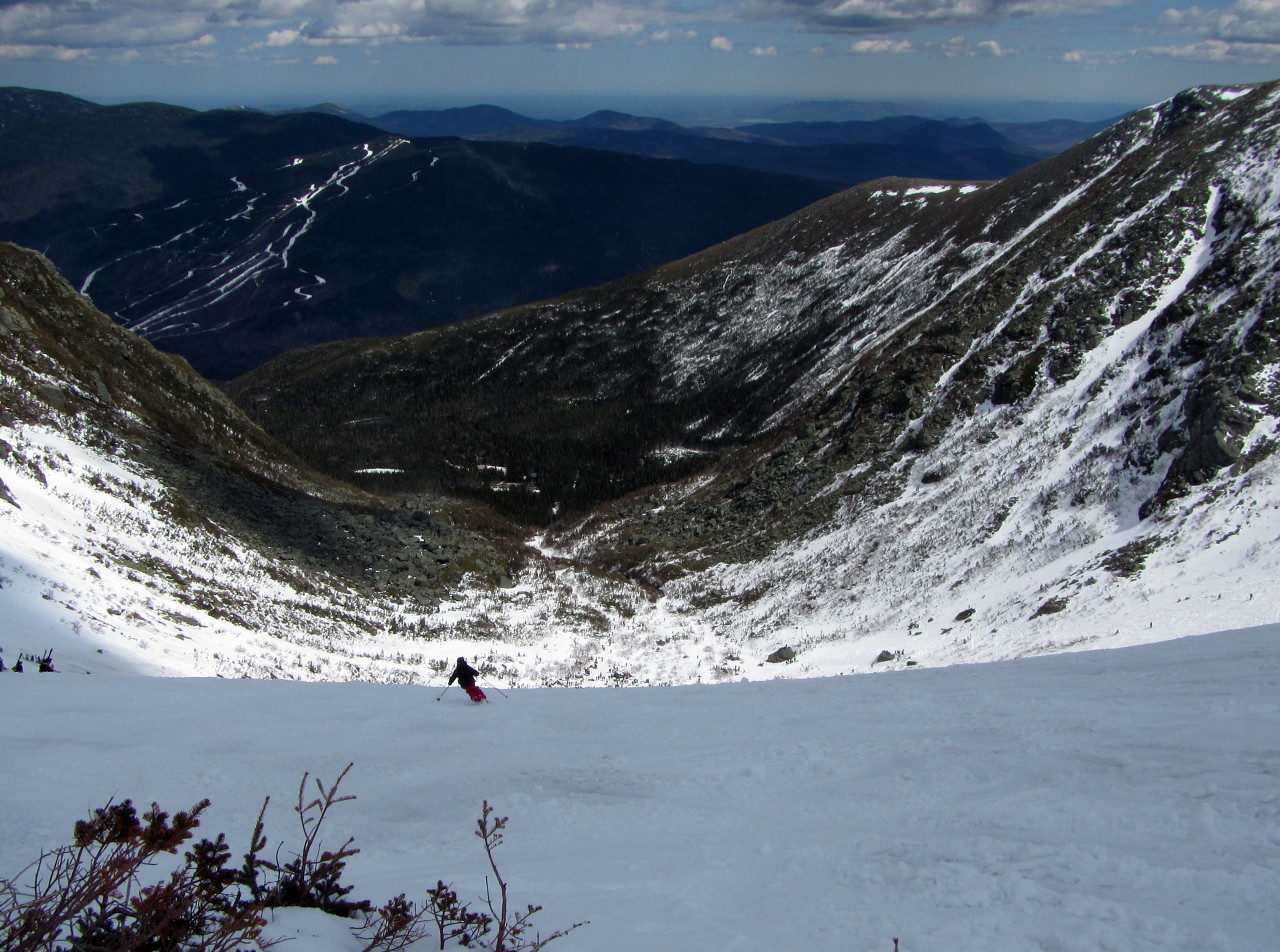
[1,625,1277,952]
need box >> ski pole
[436,684,450,701]
[479,677,508,699]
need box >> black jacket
[448,661,479,688]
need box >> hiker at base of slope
[448,656,487,702]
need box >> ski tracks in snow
[97,139,408,338]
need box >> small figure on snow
[448,657,487,703]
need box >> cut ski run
[1,624,1277,952]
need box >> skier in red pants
[448,657,487,702]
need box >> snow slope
[0,420,458,681]
[1,625,1277,952]
[4,411,1280,687]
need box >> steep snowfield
[534,82,1280,680]
[672,374,1280,675]
[0,419,446,681]
[3,412,1279,685]
[1,625,1277,952]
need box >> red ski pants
[463,683,487,702]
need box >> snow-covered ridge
[529,81,1280,674]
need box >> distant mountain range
[744,96,1137,125]
[0,87,1119,381]
[0,85,1116,381]
[0,88,836,379]
[294,100,1115,185]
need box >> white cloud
[645,29,698,43]
[1141,37,1280,62]
[1144,1,1280,60]
[0,0,1153,61]
[307,0,659,47]
[849,37,913,53]
[750,44,778,54]
[0,0,680,57]
[754,0,1136,35]
[0,43,90,61]
[1061,46,1128,67]
[264,29,303,46]
[935,34,1017,56]
[0,2,227,46]
[1159,1,1280,43]
[313,53,339,63]
[710,35,735,51]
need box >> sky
[2,0,1280,117]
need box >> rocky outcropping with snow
[232,81,1280,676]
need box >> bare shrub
[0,772,584,952]
[0,799,270,952]
[476,801,586,952]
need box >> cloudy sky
[2,0,1279,114]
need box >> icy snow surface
[1,625,1277,952]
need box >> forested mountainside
[0,92,834,380]
[230,83,1280,526]
[0,86,97,135]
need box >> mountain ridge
[3,80,1279,685]
[0,86,99,135]
[361,104,1066,185]
[229,80,1280,667]
[0,98,835,379]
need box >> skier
[448,657,487,703]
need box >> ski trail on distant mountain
[96,139,408,338]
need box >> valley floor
[1,624,1277,952]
